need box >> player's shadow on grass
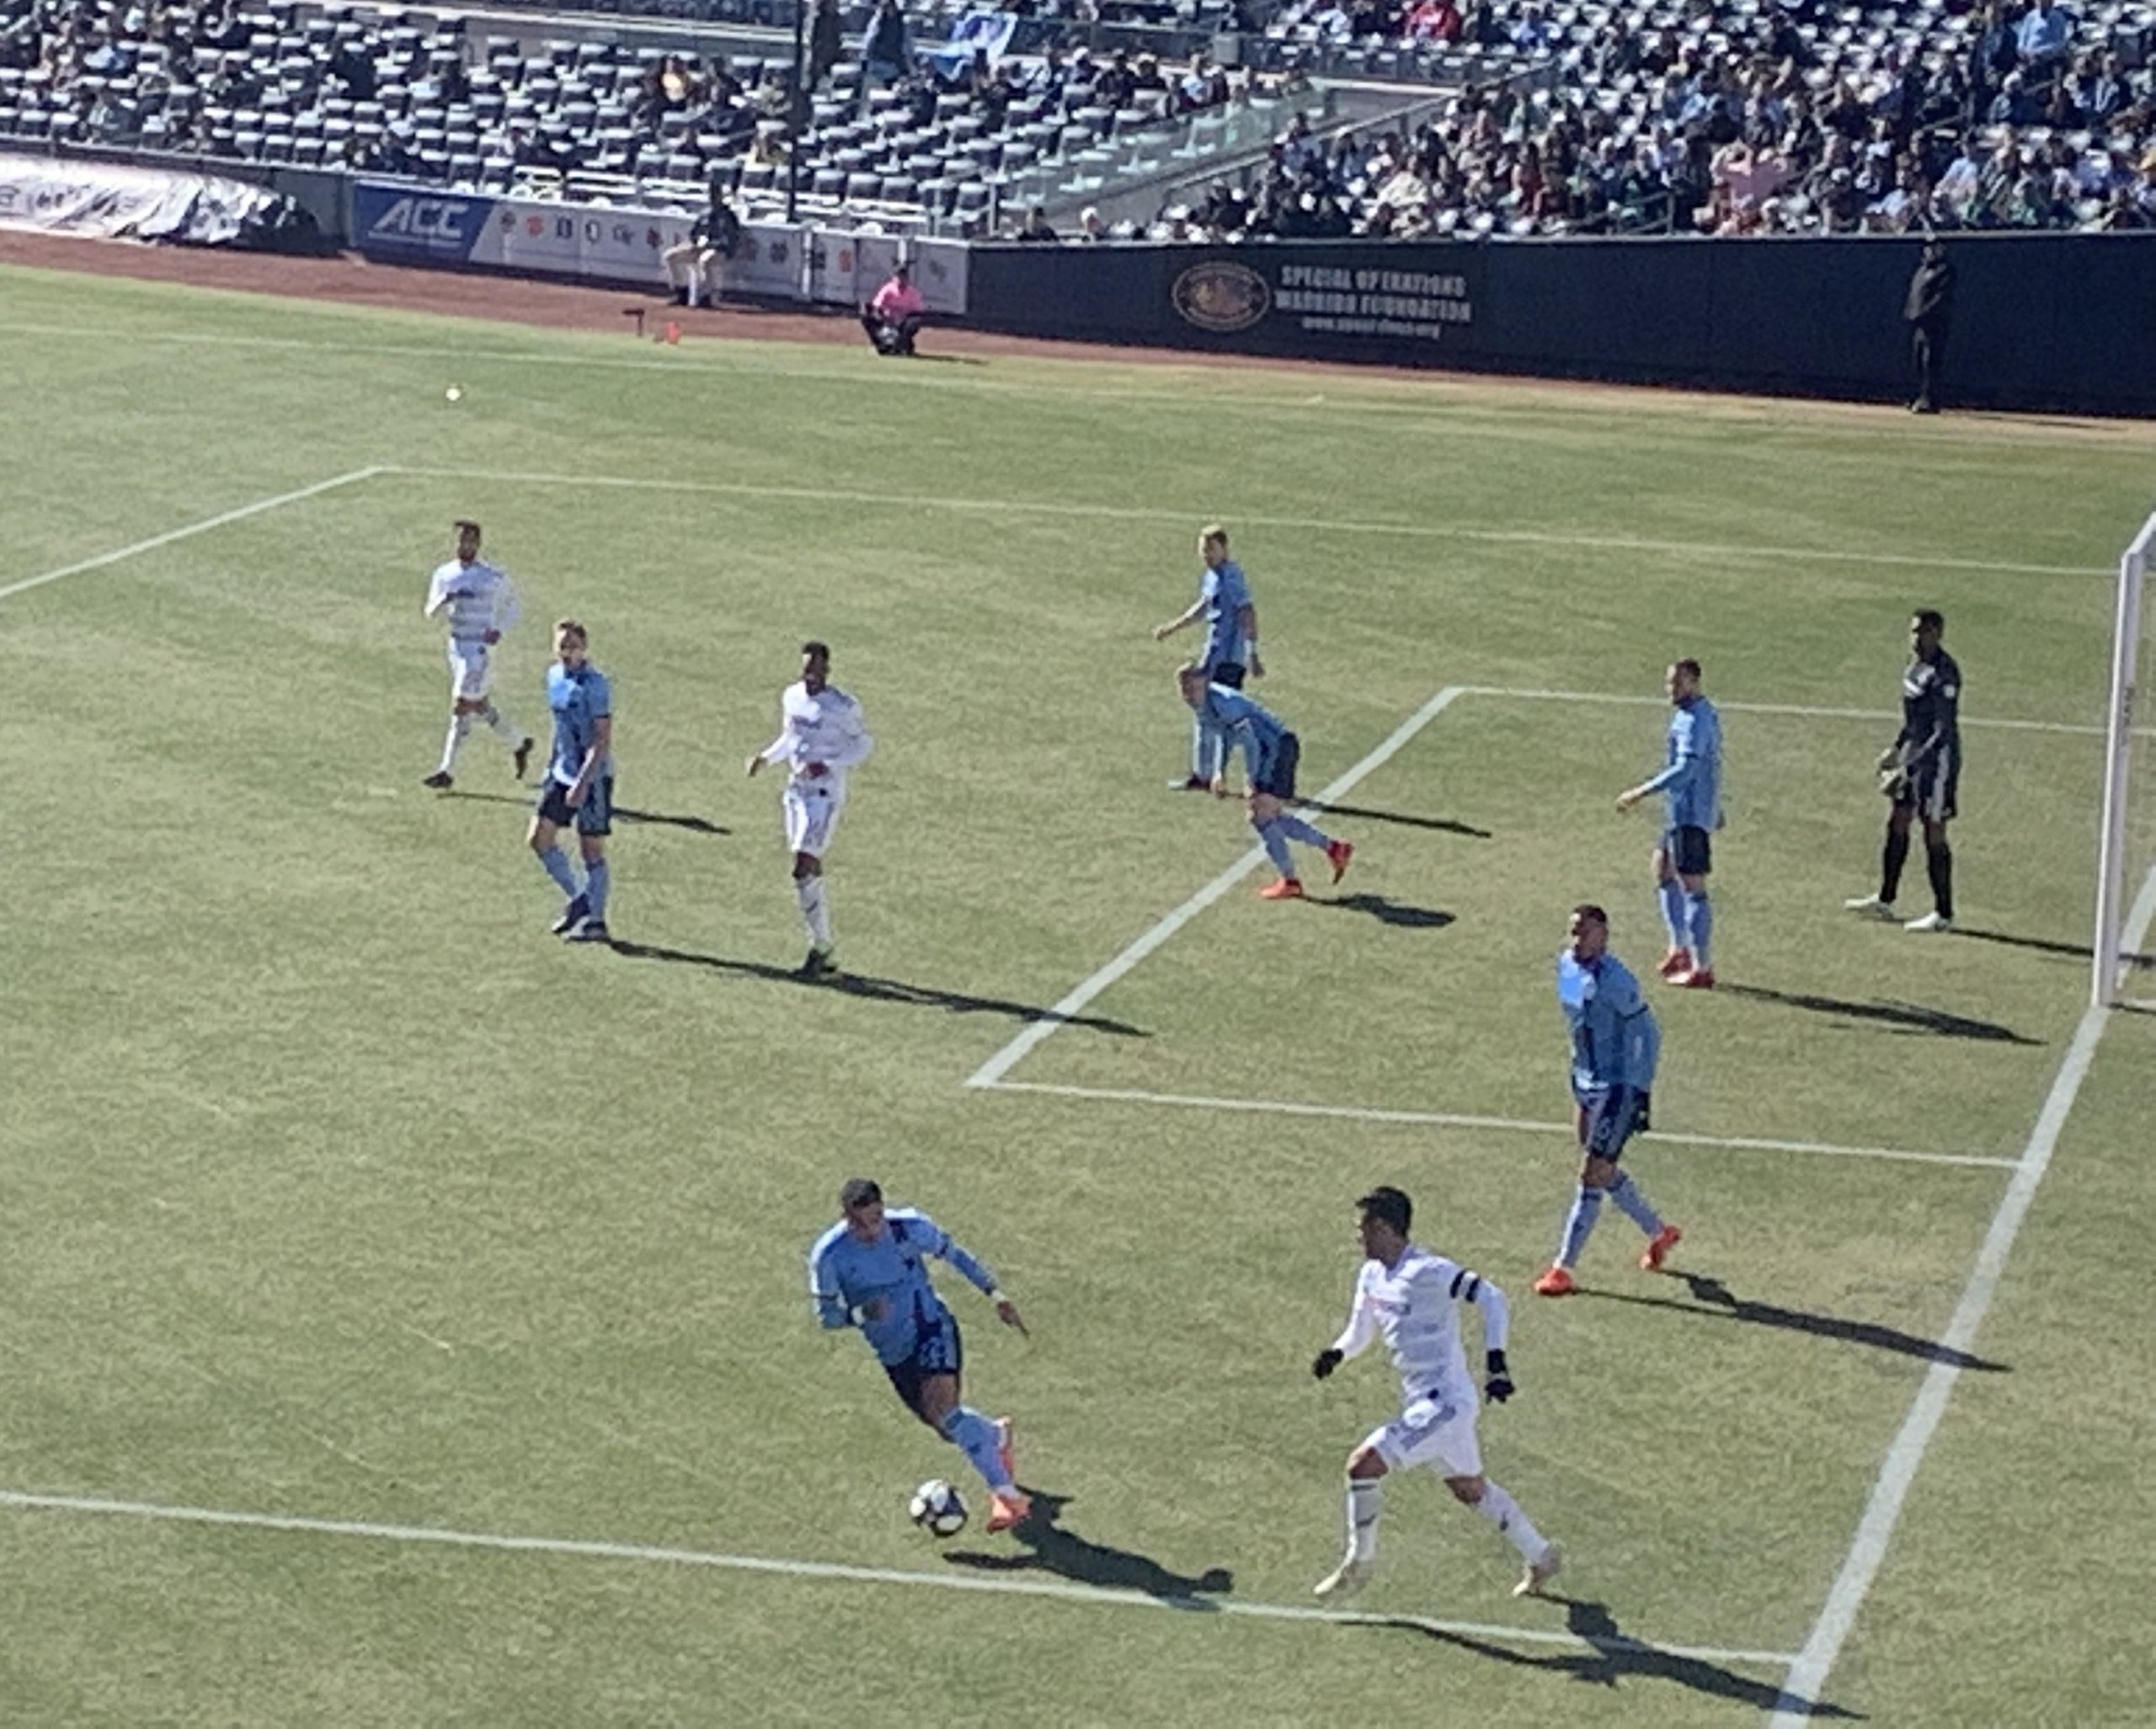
[1372,1596,1860,1718]
[1296,799,1492,839]
[446,789,729,835]
[1315,893,1456,931]
[606,942,1147,1038]
[1721,983,2037,1044]
[1956,926,2156,970]
[942,1489,1233,1605]
[1578,1271,2008,1372]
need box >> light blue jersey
[1557,950,1661,1096]
[1200,683,1290,776]
[1636,696,1721,831]
[1198,559,1252,670]
[547,662,612,785]
[808,1209,998,1369]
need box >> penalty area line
[0,1486,1797,1670]
[0,467,387,603]
[965,685,1471,1089]
[979,1081,2017,1171]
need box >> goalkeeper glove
[1484,1349,1514,1403]
[1311,1347,1343,1380]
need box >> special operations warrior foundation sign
[1169,253,1476,347]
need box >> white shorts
[446,638,493,701]
[1364,1393,1482,1479]
[783,777,846,858]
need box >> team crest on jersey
[1172,261,1270,334]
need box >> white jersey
[759,680,873,790]
[1331,1246,1507,1409]
[424,558,520,643]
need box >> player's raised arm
[1445,1263,1516,1402]
[1312,1276,1377,1379]
[911,1209,1026,1333]
[1154,595,1205,641]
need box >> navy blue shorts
[1664,824,1712,877]
[1578,1085,1652,1161]
[1255,731,1300,800]
[1204,660,1246,691]
[883,1312,963,1418]
[1893,750,1958,824]
[537,774,613,836]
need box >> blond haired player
[422,519,534,790]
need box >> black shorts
[536,774,614,836]
[883,1312,963,1418]
[1578,1085,1652,1160]
[1894,748,1958,823]
[1664,824,1712,877]
[1205,660,1246,690]
[1255,731,1300,800]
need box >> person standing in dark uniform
[1904,237,1956,414]
[1846,610,1963,932]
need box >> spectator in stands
[1903,236,1956,414]
[808,0,842,91]
[862,0,910,88]
[861,262,926,356]
[1076,205,1109,241]
[1015,204,1059,242]
[665,182,742,309]
[2015,0,2073,72]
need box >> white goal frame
[2092,510,2156,1006]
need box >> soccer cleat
[1313,1557,1374,1600]
[1514,1543,1563,1598]
[1259,878,1305,901]
[1844,894,1897,920]
[1640,1224,1683,1272]
[565,919,611,944]
[1168,775,1211,792]
[1326,839,1355,884]
[995,1416,1016,1486]
[1657,947,1693,978]
[797,945,836,979]
[422,771,454,790]
[1904,910,1954,933]
[1669,967,1716,990]
[550,897,590,937]
[1532,1266,1577,1298]
[513,736,535,780]
[985,1489,1033,1534]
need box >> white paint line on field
[0,467,386,603]
[966,686,1470,1089]
[1766,861,2156,1724]
[979,1081,2019,1172]
[1458,685,2105,739]
[383,464,2102,581]
[0,1486,1796,1669]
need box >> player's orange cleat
[1640,1224,1684,1272]
[1657,947,1693,978]
[994,1416,1016,1485]
[986,1489,1033,1534]
[1326,840,1355,884]
[1670,967,1716,989]
[1259,878,1305,900]
[1532,1266,1576,1298]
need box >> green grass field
[3,261,2154,1727]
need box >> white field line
[980,1081,2018,1172]
[1766,860,2156,1724]
[0,1486,1796,1668]
[385,464,2100,581]
[1458,685,2106,739]
[0,467,386,603]
[966,686,1470,1088]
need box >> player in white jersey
[745,640,874,978]
[422,520,534,791]
[1310,1186,1563,1601]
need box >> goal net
[2093,510,2156,1006]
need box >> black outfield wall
[964,234,2156,417]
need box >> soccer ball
[909,1478,968,1538]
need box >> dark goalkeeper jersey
[1897,649,1962,766]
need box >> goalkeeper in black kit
[1845,610,1962,933]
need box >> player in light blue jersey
[526,619,615,943]
[1177,664,1353,899]
[1155,523,1263,792]
[808,1177,1036,1532]
[1616,659,1723,989]
[1534,905,1683,1298]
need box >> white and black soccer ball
[909,1478,968,1538]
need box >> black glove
[1484,1349,1514,1403]
[1311,1347,1343,1380]
[1633,1091,1652,1135]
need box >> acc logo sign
[367,196,474,242]
[1172,260,1269,334]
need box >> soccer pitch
[4,263,2154,1727]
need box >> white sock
[1347,1476,1382,1563]
[1473,1481,1548,1563]
[482,702,520,743]
[439,712,472,774]
[796,876,830,948]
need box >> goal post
[2092,510,2156,1006]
